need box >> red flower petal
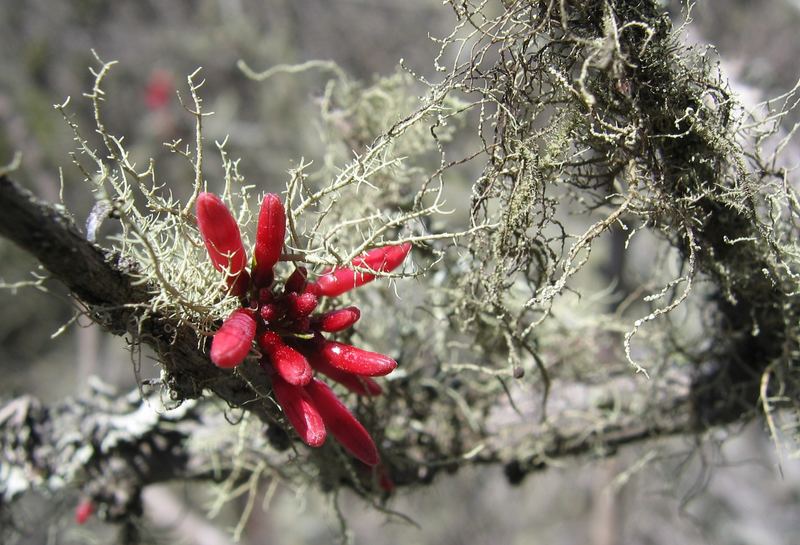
[210,309,256,368]
[259,302,283,323]
[358,242,411,271]
[313,306,361,332]
[313,243,411,297]
[304,282,321,296]
[259,331,312,385]
[196,193,248,296]
[304,378,380,466]
[253,193,286,288]
[306,350,383,396]
[271,373,326,447]
[320,341,397,376]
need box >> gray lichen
[3,0,799,532]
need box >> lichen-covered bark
[0,176,277,421]
[0,383,206,520]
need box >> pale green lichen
[56,0,800,497]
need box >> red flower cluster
[196,192,410,467]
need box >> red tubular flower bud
[306,350,383,396]
[253,193,286,288]
[75,499,94,525]
[304,281,321,296]
[196,193,248,296]
[259,331,312,385]
[304,378,380,466]
[313,306,361,332]
[286,292,318,318]
[210,309,256,368]
[320,341,397,376]
[284,266,308,293]
[259,302,283,323]
[313,242,411,297]
[271,373,326,447]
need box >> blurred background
[1,1,799,544]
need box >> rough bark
[0,176,276,421]
[0,382,206,520]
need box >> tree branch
[0,173,769,520]
[0,175,277,421]
[0,368,695,510]
[0,380,211,519]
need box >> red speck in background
[75,499,94,524]
[144,69,173,111]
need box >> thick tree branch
[0,369,696,511]
[0,176,276,422]
[0,381,210,519]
